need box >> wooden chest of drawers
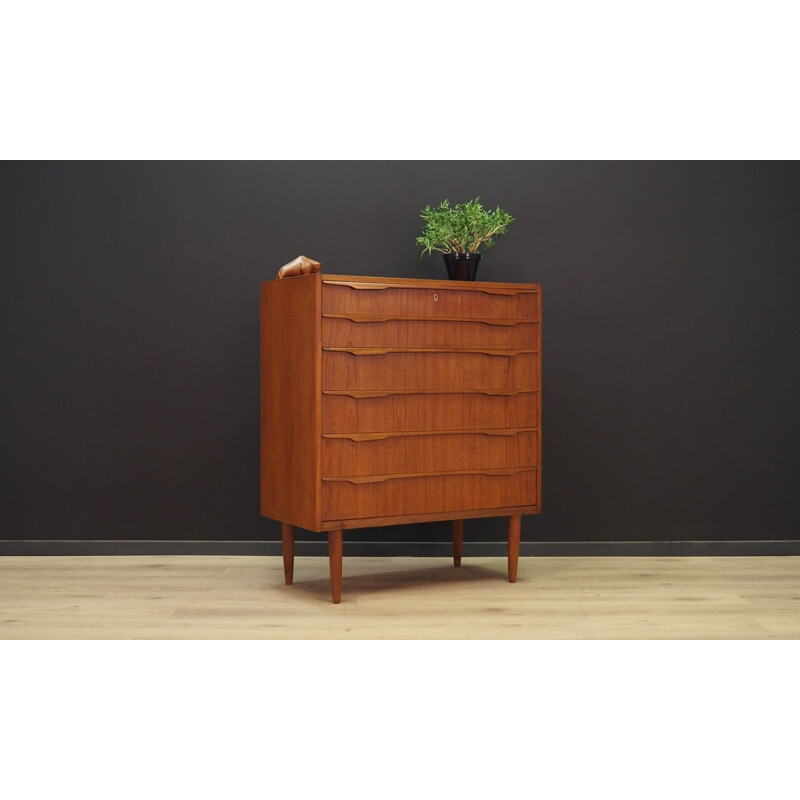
[260,273,541,602]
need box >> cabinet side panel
[261,275,320,530]
[536,286,542,513]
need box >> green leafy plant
[416,198,514,257]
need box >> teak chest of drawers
[260,273,542,602]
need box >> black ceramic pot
[443,252,481,281]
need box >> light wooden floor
[1,555,799,639]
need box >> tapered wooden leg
[281,523,294,585]
[329,529,343,604]
[507,514,521,583]
[452,520,463,567]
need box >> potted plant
[416,197,515,280]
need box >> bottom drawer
[322,468,537,522]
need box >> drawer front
[322,350,539,391]
[322,390,539,433]
[322,430,538,477]
[322,468,538,521]
[322,281,538,320]
[322,316,539,350]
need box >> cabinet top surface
[262,273,541,292]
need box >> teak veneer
[261,273,542,602]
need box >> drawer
[322,430,538,477]
[322,390,539,433]
[322,467,538,521]
[321,350,539,391]
[322,281,538,320]
[321,315,539,350]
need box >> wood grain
[322,432,538,476]
[3,556,798,639]
[322,280,537,319]
[323,347,537,356]
[322,316,538,350]
[329,530,343,604]
[452,520,463,567]
[536,286,542,511]
[322,469,537,521]
[260,273,321,530]
[322,391,539,433]
[508,515,521,583]
[260,273,542,601]
[322,350,539,391]
[324,466,536,483]
[281,523,294,585]
[323,314,537,323]
[323,427,536,441]
[322,274,539,293]
[323,388,537,398]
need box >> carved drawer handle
[323,467,537,484]
[322,314,536,326]
[323,280,537,296]
[323,427,538,442]
[321,389,539,398]
[476,389,538,396]
[323,347,537,357]
[323,281,389,290]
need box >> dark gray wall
[2,162,799,543]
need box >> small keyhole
[433,293,438,302]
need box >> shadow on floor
[288,561,509,602]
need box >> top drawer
[322,280,538,320]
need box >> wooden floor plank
[1,555,799,639]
